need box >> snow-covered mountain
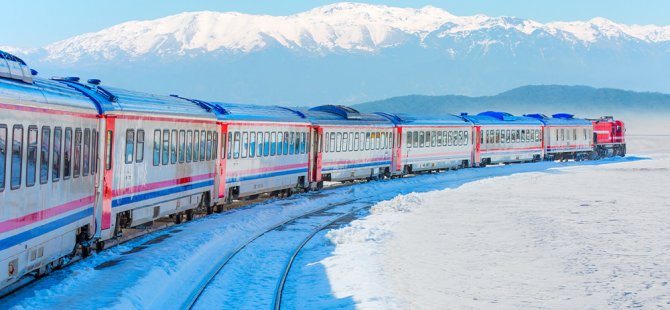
[6,2,670,105]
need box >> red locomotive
[591,116,626,158]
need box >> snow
[1,135,665,309]
[319,135,670,308]
[7,2,665,62]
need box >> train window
[213,132,218,159]
[200,130,206,161]
[522,129,526,142]
[504,130,509,143]
[534,129,539,142]
[383,133,388,149]
[374,132,380,150]
[362,132,368,150]
[171,130,178,164]
[227,132,233,159]
[64,128,72,179]
[242,132,248,158]
[555,129,559,141]
[193,130,200,162]
[162,129,169,165]
[464,131,469,145]
[91,130,98,175]
[0,125,5,191]
[526,129,531,142]
[277,131,284,155]
[437,131,443,146]
[255,132,262,157]
[220,132,226,159]
[301,132,306,154]
[342,132,349,152]
[348,132,354,151]
[270,132,277,156]
[74,129,82,177]
[406,132,412,148]
[283,132,289,155]
[324,133,329,153]
[335,132,341,152]
[136,130,144,164]
[329,133,335,153]
[233,132,240,159]
[206,131,212,161]
[26,126,38,186]
[390,132,395,149]
[105,130,114,171]
[53,127,62,181]
[264,132,270,156]
[83,129,90,176]
[40,126,50,184]
[583,128,588,140]
[178,130,186,163]
[445,131,451,146]
[499,130,505,144]
[249,131,256,158]
[431,131,437,147]
[125,129,135,164]
[289,132,296,155]
[11,125,23,189]
[516,130,521,143]
[353,133,359,151]
[560,129,565,141]
[294,132,300,154]
[153,130,161,166]
[186,130,193,163]
[573,129,577,141]
[530,130,535,142]
[418,131,424,148]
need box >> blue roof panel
[461,111,544,126]
[208,102,309,123]
[376,112,472,126]
[304,105,393,126]
[523,113,592,126]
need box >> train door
[474,126,481,166]
[308,126,323,188]
[393,126,403,174]
[216,123,228,203]
[96,115,115,240]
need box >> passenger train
[0,50,626,291]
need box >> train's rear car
[0,51,100,291]
[525,113,593,161]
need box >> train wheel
[175,212,183,224]
[186,210,194,221]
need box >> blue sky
[4,0,669,47]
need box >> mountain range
[4,2,670,106]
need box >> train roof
[524,113,592,126]
[461,111,543,126]
[206,102,309,123]
[375,112,472,126]
[303,105,394,126]
[1,76,99,113]
[53,78,214,119]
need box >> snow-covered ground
[315,135,670,309]
[1,136,662,309]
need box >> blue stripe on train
[226,168,308,183]
[322,161,391,172]
[112,179,214,208]
[0,208,93,251]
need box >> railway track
[183,198,373,309]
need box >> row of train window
[406,130,469,148]
[125,129,219,166]
[0,124,98,191]
[228,131,307,159]
[324,131,393,153]
[483,129,541,144]
[555,128,589,141]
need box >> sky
[2,0,669,48]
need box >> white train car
[0,52,100,289]
[463,111,544,165]
[57,80,218,241]
[525,113,594,161]
[304,105,394,182]
[209,103,312,201]
[377,113,475,175]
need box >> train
[0,50,626,291]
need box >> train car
[376,113,474,175]
[304,105,394,182]
[206,102,312,202]
[1,51,100,289]
[525,113,594,161]
[462,111,544,166]
[591,116,626,158]
[54,80,218,241]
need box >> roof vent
[524,113,548,120]
[309,105,362,120]
[0,49,34,84]
[30,69,38,76]
[65,76,80,82]
[552,113,574,119]
[477,111,516,121]
[87,79,101,85]
[460,112,468,116]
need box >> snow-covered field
[317,135,670,309]
[1,135,664,309]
